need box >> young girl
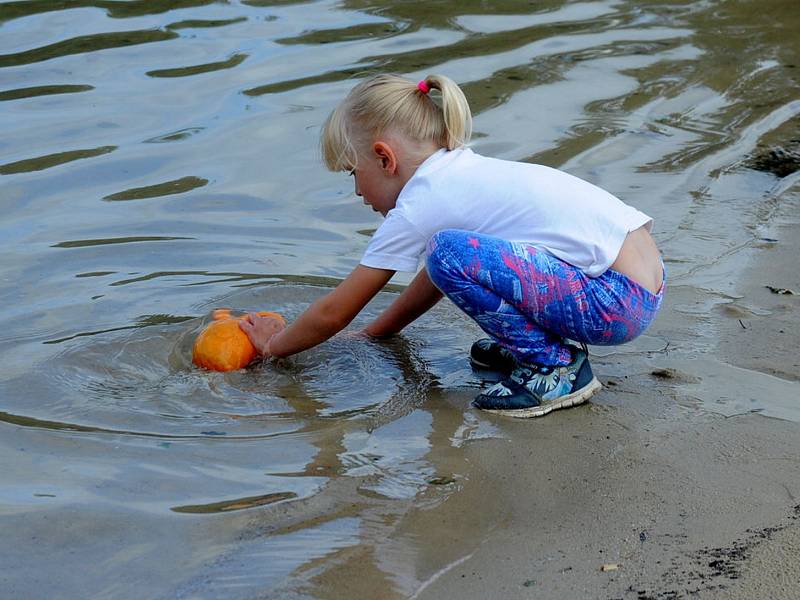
[240,74,665,418]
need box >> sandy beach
[405,193,800,599]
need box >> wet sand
[282,189,800,600]
[402,192,800,599]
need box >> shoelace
[507,343,585,386]
[509,366,535,384]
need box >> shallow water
[1,0,798,597]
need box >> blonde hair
[321,73,472,171]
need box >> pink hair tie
[417,80,430,94]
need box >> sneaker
[473,348,601,418]
[469,338,517,374]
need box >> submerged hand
[239,313,286,358]
[337,329,373,340]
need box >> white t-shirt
[360,147,652,277]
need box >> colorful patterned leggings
[425,229,664,367]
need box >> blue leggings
[425,229,664,367]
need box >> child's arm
[362,267,442,338]
[241,265,394,358]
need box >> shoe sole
[481,376,602,418]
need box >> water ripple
[0,145,116,175]
[0,29,179,67]
[103,175,209,201]
[52,236,194,248]
[0,0,220,24]
[166,16,248,31]
[0,84,94,101]
[146,52,248,78]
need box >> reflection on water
[103,175,209,200]
[0,29,180,67]
[146,52,249,78]
[172,491,298,513]
[0,0,798,597]
[0,145,117,174]
[0,83,94,101]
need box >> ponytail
[418,74,472,151]
[321,73,472,171]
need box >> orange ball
[192,309,285,372]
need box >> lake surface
[0,0,798,597]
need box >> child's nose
[354,180,361,196]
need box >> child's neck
[397,140,442,181]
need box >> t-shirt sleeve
[360,211,428,273]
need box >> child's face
[351,145,402,216]
[352,168,392,216]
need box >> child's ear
[373,141,398,174]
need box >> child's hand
[336,329,375,342]
[239,313,286,358]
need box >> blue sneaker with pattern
[469,338,517,377]
[473,348,601,418]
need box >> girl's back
[375,146,652,277]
